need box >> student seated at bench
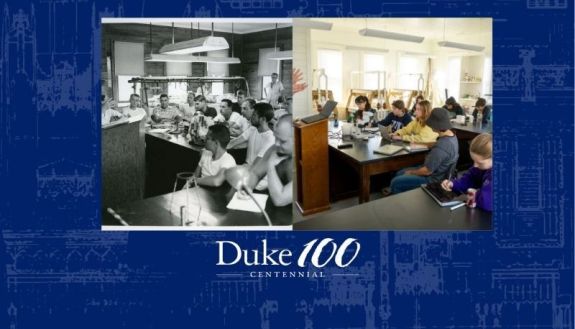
[193,125,237,187]
[472,98,491,125]
[354,95,376,127]
[227,102,275,166]
[441,133,492,212]
[389,108,458,194]
[443,96,464,117]
[377,99,412,132]
[226,115,293,207]
[392,100,438,144]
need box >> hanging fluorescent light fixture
[437,41,484,52]
[437,19,484,52]
[145,54,240,64]
[358,28,424,43]
[269,23,292,61]
[159,22,229,55]
[159,36,229,54]
[295,19,333,31]
[149,22,239,63]
[269,50,293,61]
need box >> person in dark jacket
[443,96,464,117]
[378,99,412,132]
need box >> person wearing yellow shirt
[392,100,438,144]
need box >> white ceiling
[305,18,491,40]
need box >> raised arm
[266,158,292,206]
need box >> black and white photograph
[101,18,293,229]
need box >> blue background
[0,0,573,328]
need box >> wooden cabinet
[294,119,330,216]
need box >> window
[317,49,342,102]
[117,75,140,103]
[482,57,492,97]
[398,55,426,90]
[363,54,385,90]
[447,57,461,100]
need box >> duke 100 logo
[216,238,361,278]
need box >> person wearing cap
[389,107,459,194]
[392,100,438,143]
[472,98,491,125]
[443,96,464,118]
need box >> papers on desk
[408,143,429,151]
[227,192,268,213]
[148,128,170,134]
[363,127,380,133]
[374,144,405,156]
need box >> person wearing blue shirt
[378,99,412,132]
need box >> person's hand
[267,150,288,170]
[441,179,453,191]
[225,165,253,193]
[292,68,308,94]
[392,134,403,141]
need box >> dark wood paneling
[102,121,145,207]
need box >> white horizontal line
[216,274,243,276]
[102,18,293,24]
[102,225,292,231]
[332,273,360,276]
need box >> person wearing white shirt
[193,125,236,187]
[178,92,196,121]
[119,94,147,123]
[264,73,284,107]
[151,94,182,123]
[228,102,275,166]
[220,99,249,138]
[226,114,293,207]
[101,98,123,125]
[240,98,256,122]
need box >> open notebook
[374,144,405,156]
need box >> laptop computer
[421,182,464,207]
[378,125,394,141]
[301,100,338,124]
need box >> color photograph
[292,18,493,230]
